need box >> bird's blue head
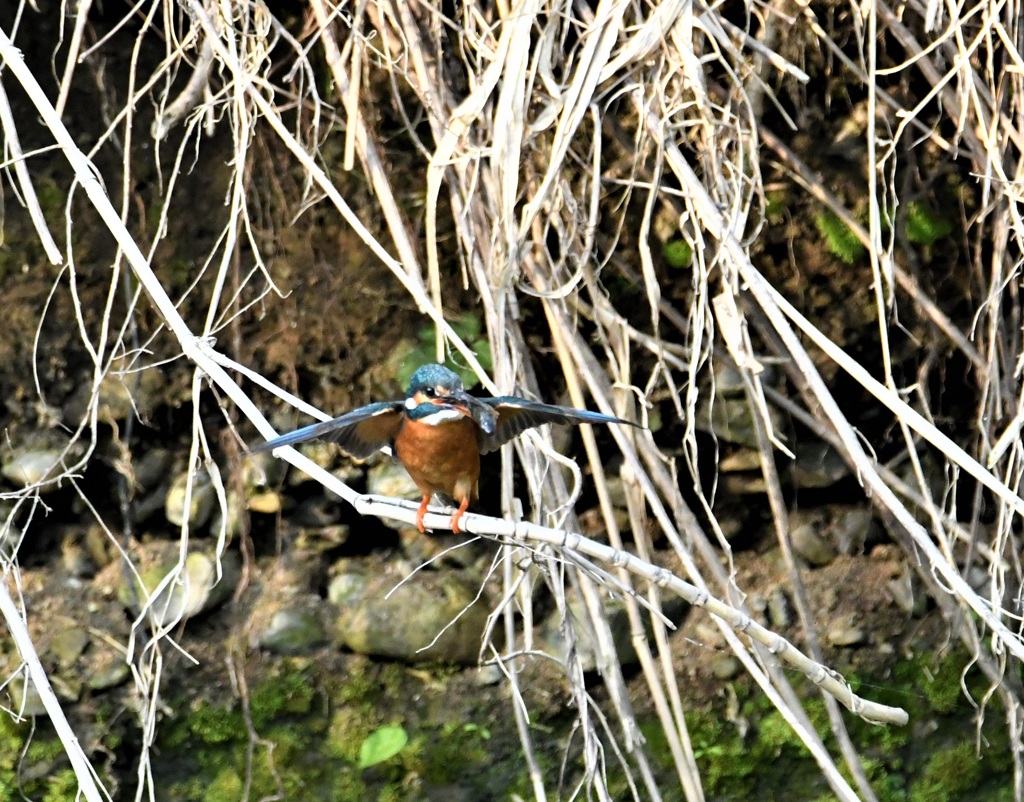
[405,363,464,397]
[403,364,496,434]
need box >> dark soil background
[0,1,1020,800]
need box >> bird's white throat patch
[416,408,466,425]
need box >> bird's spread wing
[251,401,404,459]
[477,397,636,454]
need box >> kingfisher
[251,363,638,534]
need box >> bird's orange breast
[394,416,481,503]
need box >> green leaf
[391,310,492,390]
[451,311,482,340]
[462,723,491,740]
[357,725,408,769]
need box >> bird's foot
[448,498,470,534]
[416,496,470,534]
[415,495,430,534]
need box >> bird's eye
[422,387,436,398]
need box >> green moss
[848,705,910,754]
[203,768,244,802]
[909,741,982,802]
[378,786,404,802]
[186,703,243,746]
[606,721,688,801]
[378,662,411,690]
[601,272,644,306]
[891,649,964,716]
[35,178,67,230]
[334,655,386,707]
[674,647,1022,802]
[638,718,673,771]
[686,687,903,799]
[329,770,367,801]
[662,239,693,268]
[155,661,352,800]
[0,716,28,772]
[41,768,79,802]
[166,257,195,292]
[905,201,952,246]
[418,722,490,785]
[0,712,128,801]
[249,665,317,730]
[921,669,963,716]
[765,190,790,223]
[147,200,166,233]
[687,708,756,795]
[93,701,124,751]
[815,210,865,264]
[24,730,66,765]
[262,723,306,762]
[328,706,381,762]
[858,757,908,801]
[754,708,804,755]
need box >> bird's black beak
[439,390,497,435]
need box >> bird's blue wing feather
[251,401,404,458]
[477,397,636,454]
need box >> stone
[793,442,848,488]
[366,461,419,502]
[827,620,866,647]
[887,562,922,616]
[8,674,48,717]
[86,651,132,691]
[63,361,163,425]
[710,655,742,680]
[48,626,89,668]
[259,607,327,654]
[789,519,838,566]
[1,435,77,491]
[132,449,174,491]
[766,588,793,629]
[247,491,282,515]
[329,566,489,665]
[119,547,240,626]
[165,469,216,529]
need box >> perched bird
[251,363,638,534]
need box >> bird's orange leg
[415,495,430,533]
[449,497,470,534]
